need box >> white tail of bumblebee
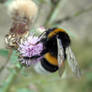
[8,0,38,22]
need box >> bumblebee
[24,28,81,77]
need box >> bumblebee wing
[66,46,81,78]
[57,38,65,77]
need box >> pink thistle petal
[18,34,43,67]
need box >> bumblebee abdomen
[41,58,58,72]
[34,57,58,74]
[44,53,58,65]
[34,28,71,74]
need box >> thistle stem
[0,49,13,72]
[44,0,68,27]
[1,65,22,92]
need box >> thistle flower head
[18,34,43,67]
[8,0,38,22]
[5,0,38,49]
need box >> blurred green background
[0,0,92,92]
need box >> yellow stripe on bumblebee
[48,28,65,38]
[44,53,58,66]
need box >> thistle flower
[8,0,38,22]
[5,0,38,49]
[18,34,43,67]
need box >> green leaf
[0,49,8,57]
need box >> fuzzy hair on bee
[21,28,81,78]
[33,28,71,76]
